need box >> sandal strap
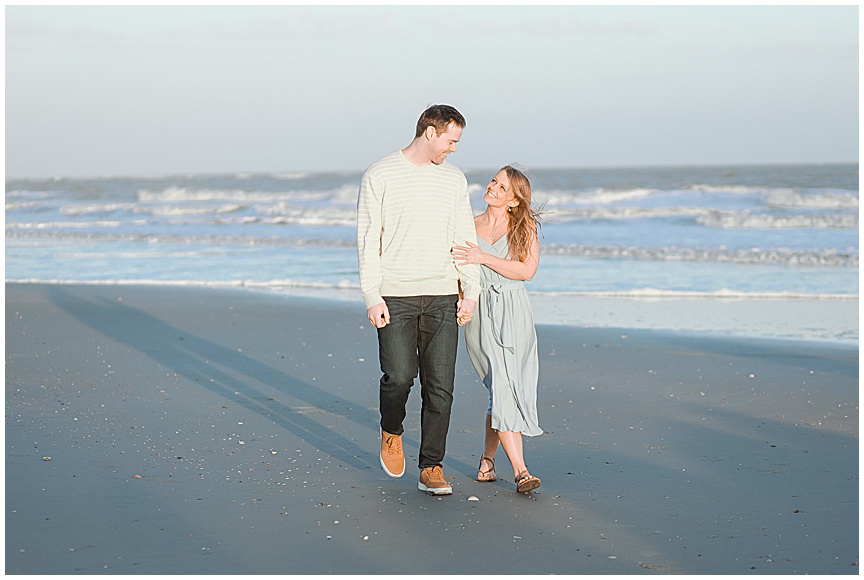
[515,470,534,483]
[478,456,495,474]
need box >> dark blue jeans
[377,295,459,470]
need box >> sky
[5,3,859,178]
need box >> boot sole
[418,482,452,495]
[380,455,405,478]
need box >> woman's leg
[497,430,528,479]
[481,414,499,471]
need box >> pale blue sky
[5,4,859,177]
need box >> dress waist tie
[482,281,524,354]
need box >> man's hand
[456,298,476,326]
[367,302,390,328]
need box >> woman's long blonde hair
[503,165,543,262]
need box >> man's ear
[424,125,437,140]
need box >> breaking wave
[136,184,358,204]
[697,211,857,230]
[542,243,858,267]
[7,229,857,268]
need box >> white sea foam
[46,201,857,229]
[7,229,856,267]
[59,201,250,217]
[690,184,785,195]
[149,204,247,216]
[542,243,859,267]
[252,204,355,225]
[53,250,230,260]
[263,215,355,227]
[137,184,357,204]
[5,189,58,199]
[697,211,857,230]
[546,206,711,221]
[270,172,309,180]
[6,220,123,229]
[534,187,661,205]
[59,203,137,215]
[532,184,858,211]
[5,202,43,211]
[765,189,859,209]
[4,229,358,248]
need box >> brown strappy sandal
[515,470,541,494]
[476,456,497,482]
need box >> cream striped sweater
[357,150,480,309]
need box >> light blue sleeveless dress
[465,235,542,436]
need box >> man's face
[428,123,463,165]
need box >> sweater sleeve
[357,168,384,309]
[452,180,481,302]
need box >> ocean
[5,163,858,302]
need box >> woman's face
[484,170,517,210]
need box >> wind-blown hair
[414,104,466,138]
[503,165,543,262]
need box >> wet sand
[5,283,859,574]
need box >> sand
[5,283,859,574]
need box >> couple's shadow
[48,286,478,478]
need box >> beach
[5,283,859,574]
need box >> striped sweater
[357,150,480,309]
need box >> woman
[453,165,543,494]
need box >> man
[357,104,480,495]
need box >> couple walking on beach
[357,104,543,495]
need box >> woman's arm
[452,234,540,281]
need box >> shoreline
[7,280,856,344]
[5,282,858,574]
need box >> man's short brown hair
[414,104,466,139]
